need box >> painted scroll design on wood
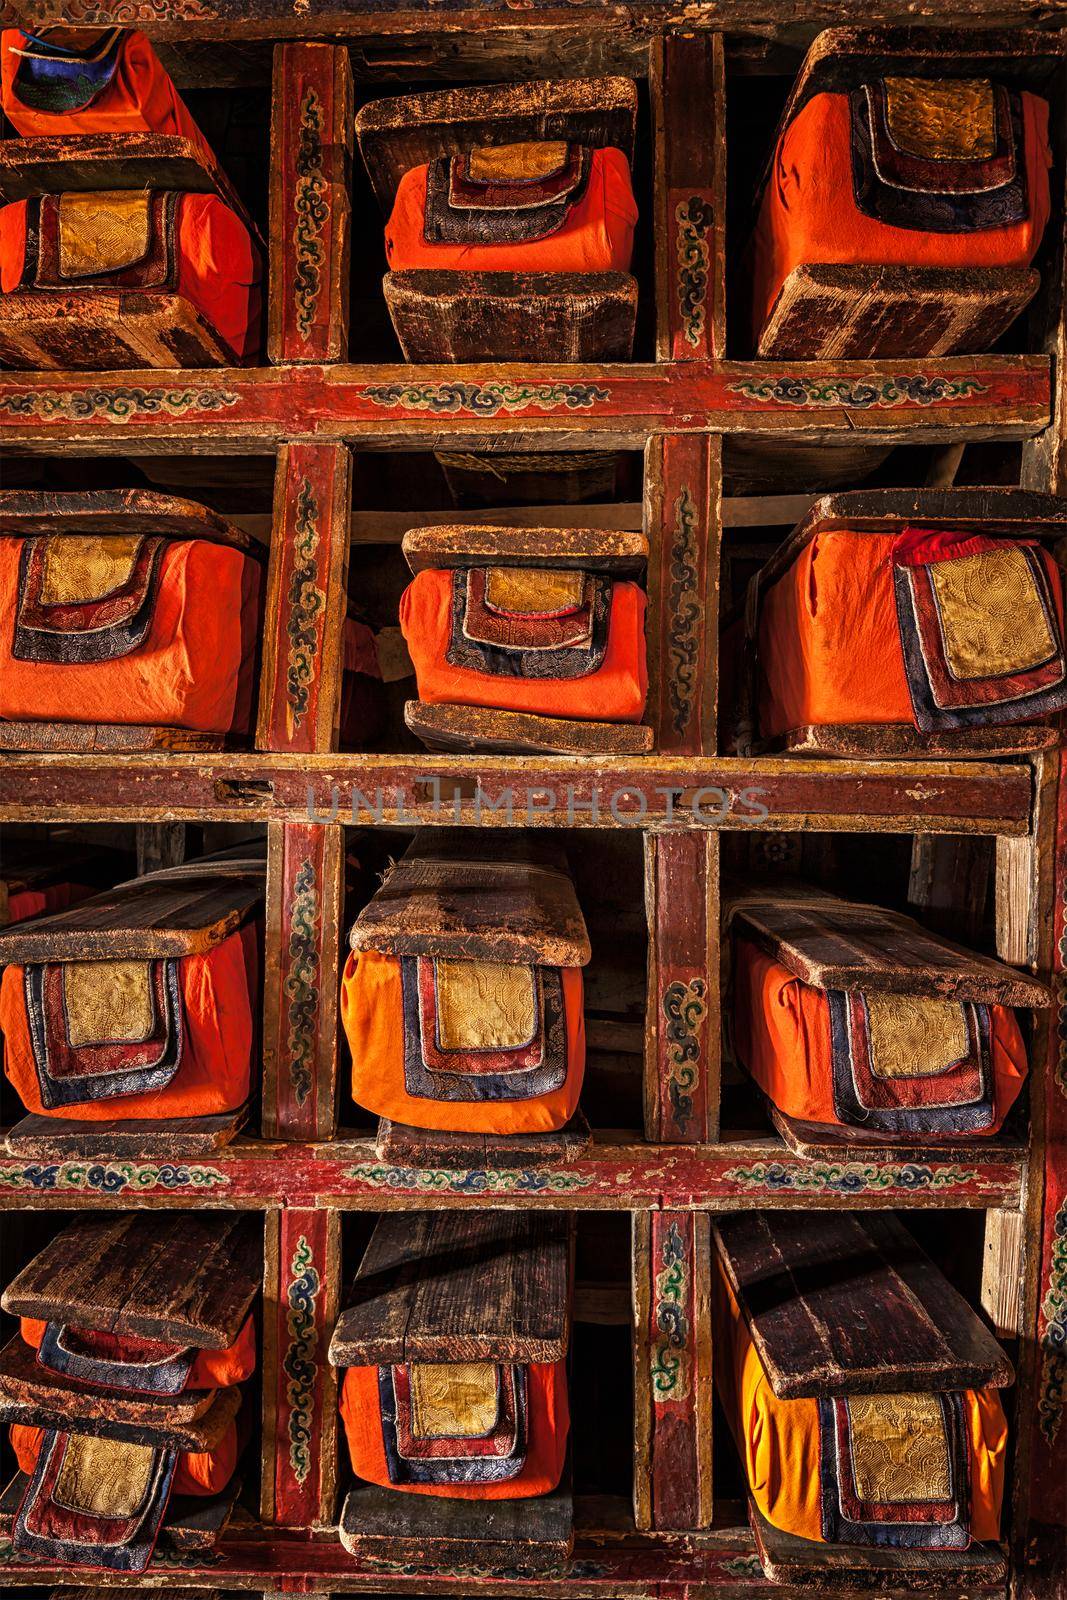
[1038,1196,1067,1444]
[723,1160,984,1195]
[662,975,707,1135]
[284,856,318,1108]
[292,86,328,342]
[364,381,611,417]
[284,477,324,740]
[674,197,714,351]
[651,1219,691,1400]
[0,388,239,423]
[50,2,213,19]
[666,485,701,739]
[0,1161,228,1192]
[345,1163,594,1195]
[726,376,990,409]
[283,1233,320,1483]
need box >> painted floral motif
[345,1163,593,1194]
[284,856,319,1107]
[722,1553,765,1578]
[284,1234,321,1483]
[284,476,324,737]
[651,1219,690,1400]
[727,376,990,409]
[675,196,715,351]
[1038,1198,1067,1444]
[0,1161,227,1192]
[292,86,328,341]
[662,975,707,1135]
[364,381,611,416]
[666,485,702,739]
[723,1160,981,1194]
[0,387,239,422]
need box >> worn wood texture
[2,1212,260,1348]
[261,821,343,1141]
[376,1109,592,1169]
[401,524,649,574]
[0,132,250,225]
[0,290,242,372]
[763,721,1059,758]
[256,441,352,754]
[4,1107,248,1158]
[0,721,229,754]
[632,1211,712,1532]
[338,1479,574,1571]
[269,42,352,364]
[644,434,721,755]
[652,33,725,360]
[644,832,719,1143]
[712,1210,1013,1397]
[261,1206,339,1530]
[384,271,638,363]
[770,1104,1025,1164]
[348,830,590,965]
[405,701,655,756]
[329,1210,572,1366]
[0,489,253,548]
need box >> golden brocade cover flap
[864,995,970,1080]
[484,567,587,616]
[53,1435,157,1518]
[845,1393,953,1505]
[62,961,155,1048]
[409,1362,500,1438]
[467,142,570,183]
[929,547,1057,680]
[883,77,997,160]
[38,537,143,606]
[56,192,153,280]
[434,959,538,1051]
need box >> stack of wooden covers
[0,1213,260,1571]
[0,26,262,367]
[343,830,592,1167]
[330,1210,574,1571]
[0,846,265,1155]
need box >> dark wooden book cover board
[339,1478,574,1572]
[0,1470,240,1553]
[2,1212,260,1349]
[0,489,255,551]
[762,721,1057,760]
[729,892,1049,1006]
[0,290,243,372]
[770,1102,1026,1164]
[0,721,230,754]
[401,523,649,575]
[404,702,655,757]
[712,1211,1013,1398]
[4,1107,249,1158]
[329,1209,572,1367]
[348,830,590,966]
[356,76,637,210]
[376,1108,592,1170]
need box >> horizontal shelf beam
[0,753,1034,834]
[0,357,1048,452]
[0,1132,1025,1211]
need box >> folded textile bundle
[342,833,589,1136]
[0,850,263,1136]
[0,1213,259,1571]
[399,525,651,756]
[729,891,1045,1142]
[0,492,263,746]
[711,1213,1012,1584]
[747,28,1052,356]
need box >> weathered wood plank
[376,1110,592,1169]
[338,1479,574,1571]
[644,832,718,1142]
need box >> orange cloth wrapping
[341,950,585,1134]
[1,29,214,165]
[0,194,262,362]
[756,529,1065,738]
[711,1252,1006,1544]
[1,921,258,1121]
[751,89,1052,343]
[18,1314,257,1392]
[0,536,262,735]
[732,937,1028,1136]
[7,883,87,926]
[340,1359,569,1499]
[385,147,637,273]
[10,1420,239,1499]
[400,570,648,723]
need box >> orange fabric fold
[1,29,214,166]
[712,1251,1006,1544]
[340,1359,569,1499]
[341,950,585,1134]
[10,1419,239,1499]
[0,194,262,362]
[385,147,637,273]
[400,570,648,723]
[1,921,258,1122]
[7,883,88,927]
[751,89,1052,344]
[0,537,262,735]
[18,1314,257,1392]
[732,937,1028,1135]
